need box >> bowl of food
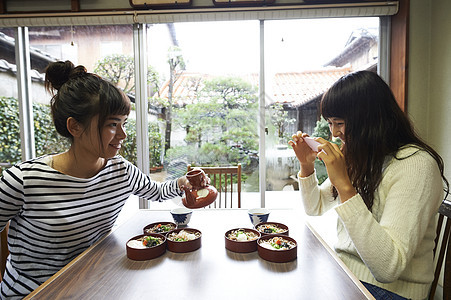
[126,233,167,261]
[224,228,261,253]
[143,222,177,235]
[257,234,297,263]
[255,222,289,237]
[166,228,202,253]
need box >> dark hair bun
[69,65,88,79]
[45,60,86,92]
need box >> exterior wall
[0,71,48,104]
[26,26,134,72]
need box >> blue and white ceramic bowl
[170,207,193,226]
[248,208,270,226]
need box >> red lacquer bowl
[126,233,167,261]
[255,222,289,237]
[143,222,177,236]
[257,234,297,263]
[225,228,261,253]
[166,228,202,253]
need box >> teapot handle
[181,185,196,207]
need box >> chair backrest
[187,164,242,208]
[430,199,451,300]
[0,222,9,281]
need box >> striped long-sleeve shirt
[0,155,182,299]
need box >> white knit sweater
[298,146,444,300]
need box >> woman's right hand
[288,131,317,177]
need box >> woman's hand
[288,131,318,177]
[178,176,191,191]
[177,170,210,191]
[316,138,356,202]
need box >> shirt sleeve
[0,165,25,231]
[124,160,183,202]
[298,170,338,216]
[334,150,444,283]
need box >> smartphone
[303,137,321,152]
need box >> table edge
[24,226,118,299]
[305,221,375,300]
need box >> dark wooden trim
[390,0,409,112]
[0,0,6,14]
[430,200,451,299]
[71,0,80,12]
[0,222,9,280]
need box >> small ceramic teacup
[248,208,270,226]
[171,207,193,227]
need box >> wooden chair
[0,222,9,281]
[187,164,242,208]
[430,199,451,299]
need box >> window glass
[0,29,20,172]
[100,41,123,57]
[146,21,260,209]
[264,18,379,206]
[26,25,135,160]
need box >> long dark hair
[321,70,448,210]
[45,60,131,142]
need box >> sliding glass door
[263,17,379,207]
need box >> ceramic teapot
[181,169,218,209]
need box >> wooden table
[26,209,374,300]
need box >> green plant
[268,102,296,143]
[0,97,70,166]
[94,54,160,95]
[120,118,163,168]
[94,54,135,94]
[0,97,21,164]
[33,100,71,157]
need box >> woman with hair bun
[0,61,195,299]
[289,71,448,300]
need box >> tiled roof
[269,67,352,106]
[0,59,45,82]
[0,32,59,63]
[156,67,352,107]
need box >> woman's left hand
[178,176,191,190]
[177,172,210,191]
[316,138,356,202]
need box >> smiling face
[327,117,345,142]
[80,114,128,160]
[101,114,128,158]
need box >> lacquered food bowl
[225,228,261,253]
[166,228,202,253]
[143,222,177,236]
[255,222,289,237]
[257,234,297,263]
[126,233,167,261]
